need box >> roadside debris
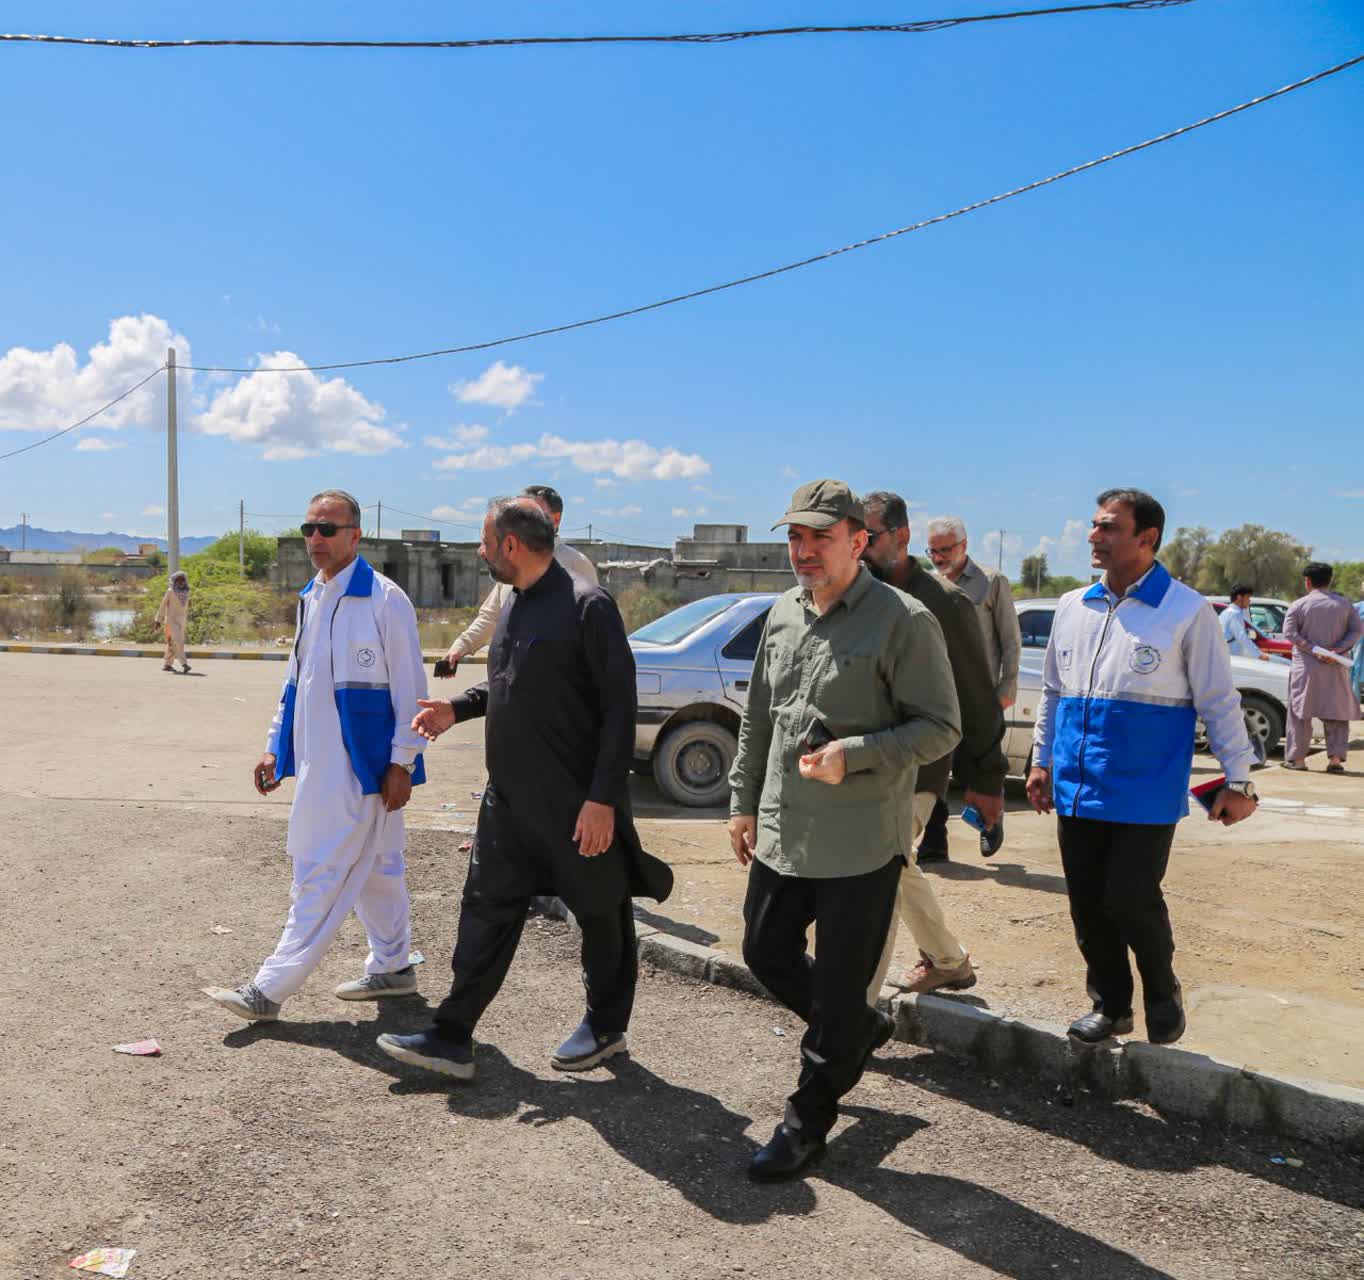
[69,1247,136,1277]
[112,1040,162,1057]
[208,925,233,935]
[408,951,425,966]
[772,1027,785,1037]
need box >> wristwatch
[1223,781,1257,800]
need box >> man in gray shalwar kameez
[1282,562,1363,773]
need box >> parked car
[1206,596,1293,659]
[1014,598,1290,756]
[629,593,1036,808]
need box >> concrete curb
[0,642,488,665]
[536,897,1364,1150]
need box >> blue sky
[1,1,1361,575]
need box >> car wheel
[1240,693,1284,759]
[652,721,736,808]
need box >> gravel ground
[3,798,1362,1280]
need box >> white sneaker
[334,966,418,1001]
[207,982,280,1022]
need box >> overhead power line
[0,3,1195,52]
[183,51,1364,377]
[0,365,166,461]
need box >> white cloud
[195,351,402,460]
[1028,519,1090,573]
[1175,487,1201,498]
[451,361,543,411]
[143,504,166,517]
[249,316,282,335]
[0,314,190,434]
[429,497,489,522]
[979,529,1024,559]
[1335,490,1364,499]
[430,432,710,481]
[74,437,127,452]
[424,423,489,449]
[596,504,643,519]
[594,477,619,489]
[101,512,116,520]
[672,506,709,518]
[780,465,798,480]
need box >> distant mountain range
[0,525,218,555]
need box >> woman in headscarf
[154,570,192,673]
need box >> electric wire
[0,3,1196,52]
[0,365,166,461]
[183,52,1364,376]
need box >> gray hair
[926,515,967,541]
[488,496,555,553]
[308,489,362,526]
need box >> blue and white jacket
[267,556,428,794]
[1033,563,1255,824]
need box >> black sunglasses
[301,521,358,538]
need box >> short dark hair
[1304,561,1333,589]
[309,488,362,526]
[1096,487,1165,552]
[489,496,555,553]
[1229,583,1255,600]
[521,484,563,517]
[863,490,909,530]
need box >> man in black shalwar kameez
[377,498,672,1080]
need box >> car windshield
[630,596,738,646]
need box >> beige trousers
[868,790,969,1000]
[162,623,187,667]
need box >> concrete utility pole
[239,498,245,573]
[166,347,181,574]
[587,523,593,543]
[377,500,382,540]
[997,529,1005,573]
[20,512,28,550]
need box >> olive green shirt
[729,566,962,879]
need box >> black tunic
[451,558,673,914]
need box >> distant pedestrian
[155,570,192,673]
[1028,488,1257,1047]
[377,498,672,1081]
[438,484,597,673]
[729,480,960,1181]
[921,516,1021,859]
[207,489,429,1022]
[1220,584,1269,660]
[1282,563,1363,774]
[860,491,1008,996]
[1352,595,1364,701]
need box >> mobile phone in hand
[1190,776,1226,814]
[801,718,834,754]
[434,656,457,678]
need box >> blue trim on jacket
[272,556,427,795]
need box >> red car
[1209,599,1293,659]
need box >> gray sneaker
[334,965,418,1001]
[207,982,280,1022]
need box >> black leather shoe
[748,1123,826,1182]
[979,817,1004,858]
[862,1010,896,1066]
[915,842,949,865]
[1067,1010,1135,1043]
[1145,984,1186,1045]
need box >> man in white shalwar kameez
[206,489,429,1022]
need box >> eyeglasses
[925,540,963,559]
[865,527,901,545]
[301,521,358,538]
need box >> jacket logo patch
[356,647,377,668]
[1057,645,1073,670]
[1129,644,1161,675]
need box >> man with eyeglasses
[860,492,1007,996]
[206,489,429,1022]
[921,515,1021,861]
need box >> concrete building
[270,523,794,609]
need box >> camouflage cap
[772,479,865,531]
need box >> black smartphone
[434,657,457,678]
[801,717,834,754]
[1190,776,1226,813]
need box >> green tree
[197,528,282,580]
[1331,561,1364,601]
[1202,525,1311,598]
[1018,553,1049,595]
[1162,525,1214,588]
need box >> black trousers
[742,856,900,1141]
[1057,816,1178,1019]
[432,790,637,1044]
